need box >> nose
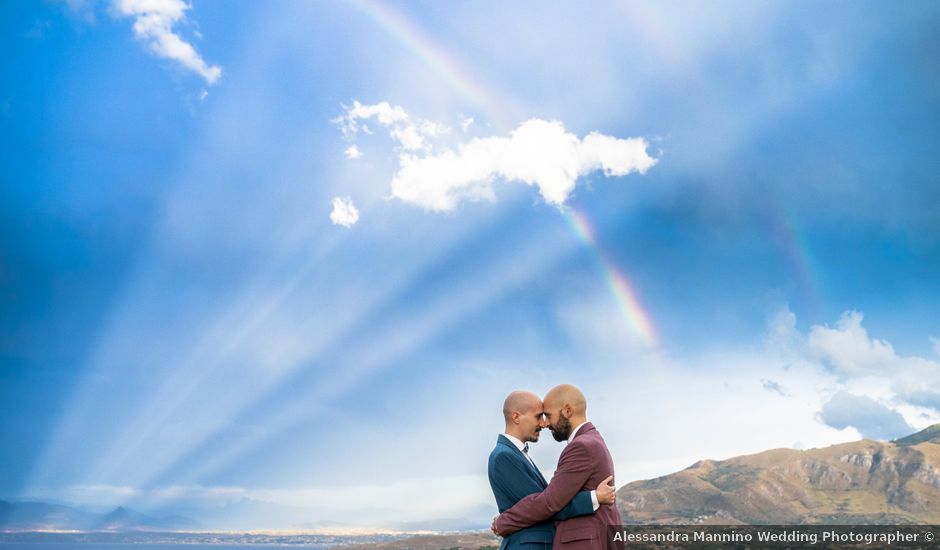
[539,416,548,428]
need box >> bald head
[502,390,545,443]
[544,384,587,417]
[503,390,540,423]
[541,384,587,442]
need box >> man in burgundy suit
[492,384,622,549]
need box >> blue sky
[2,0,940,528]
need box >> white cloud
[336,100,446,152]
[807,311,897,378]
[35,483,142,505]
[149,484,247,504]
[345,100,409,128]
[337,102,657,211]
[392,119,656,210]
[113,0,222,85]
[44,478,491,526]
[253,475,492,523]
[390,124,426,151]
[543,303,940,484]
[768,306,940,435]
[765,306,803,358]
[344,145,362,159]
[460,116,474,132]
[329,196,359,227]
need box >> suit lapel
[498,434,548,488]
[532,462,548,487]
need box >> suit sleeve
[494,441,594,536]
[553,490,594,521]
[491,453,594,523]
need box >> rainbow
[349,0,660,347]
[764,202,823,316]
[348,0,508,128]
[563,208,659,347]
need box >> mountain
[94,506,200,531]
[617,423,940,524]
[0,500,198,532]
[391,517,489,532]
[334,531,499,550]
[894,423,940,447]
[0,500,100,530]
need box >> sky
[2,0,940,529]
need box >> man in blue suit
[488,390,616,549]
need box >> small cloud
[60,484,141,504]
[23,19,53,40]
[330,196,359,228]
[344,145,362,159]
[149,484,246,504]
[62,0,97,24]
[765,306,802,355]
[818,391,914,441]
[112,0,222,85]
[808,311,896,378]
[460,116,474,132]
[761,378,789,397]
[199,89,208,101]
[335,100,445,152]
[335,100,408,138]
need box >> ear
[512,411,521,424]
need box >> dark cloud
[818,391,914,441]
[761,378,789,397]
[895,387,940,412]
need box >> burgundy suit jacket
[493,422,622,549]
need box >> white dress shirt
[503,433,538,469]
[567,422,588,443]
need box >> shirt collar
[502,433,528,453]
[567,422,587,444]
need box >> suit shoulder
[570,429,611,453]
[490,441,511,456]
[488,443,517,468]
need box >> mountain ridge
[617,423,940,524]
[0,500,199,532]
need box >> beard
[550,415,572,442]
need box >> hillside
[617,423,940,524]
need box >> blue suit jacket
[488,434,594,549]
